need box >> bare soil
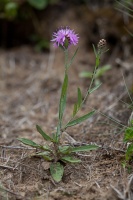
[0,4,133,200]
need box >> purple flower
[51,27,79,49]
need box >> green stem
[88,53,100,91]
[64,49,68,74]
[56,49,69,141]
[62,51,101,131]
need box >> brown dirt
[0,4,133,200]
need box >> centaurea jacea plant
[18,27,107,182]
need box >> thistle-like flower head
[51,26,79,49]
[97,39,106,49]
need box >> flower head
[51,27,79,49]
[97,39,107,55]
[97,39,106,49]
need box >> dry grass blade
[111,175,133,200]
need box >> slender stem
[88,53,100,91]
[62,51,101,130]
[56,49,69,141]
[64,49,68,74]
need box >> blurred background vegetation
[0,0,133,52]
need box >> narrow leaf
[96,65,111,77]
[66,110,95,128]
[92,44,97,57]
[36,125,53,142]
[88,83,102,94]
[50,162,64,182]
[36,151,50,156]
[96,56,100,67]
[59,74,68,122]
[77,88,82,107]
[61,156,81,163]
[42,145,51,151]
[59,146,73,154]
[52,133,59,143]
[79,71,92,78]
[18,138,41,148]
[72,144,99,152]
[36,152,52,161]
[73,103,78,117]
[68,47,79,68]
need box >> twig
[0,164,17,170]
[0,145,36,150]
[0,157,42,174]
[0,186,22,197]
[101,146,125,153]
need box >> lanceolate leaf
[50,162,64,182]
[88,83,102,94]
[65,110,95,128]
[73,103,78,117]
[42,145,51,151]
[61,156,81,163]
[77,88,82,107]
[68,47,79,68]
[96,65,111,77]
[79,71,92,78]
[36,125,53,142]
[59,146,73,154]
[59,74,68,123]
[71,144,99,152]
[18,138,41,148]
[36,152,52,161]
[72,88,82,117]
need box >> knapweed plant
[18,27,107,182]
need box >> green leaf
[71,144,99,152]
[79,71,92,78]
[36,151,50,156]
[92,44,97,57]
[52,133,59,143]
[96,56,100,67]
[27,0,48,10]
[61,156,81,163]
[18,138,41,148]
[67,47,79,68]
[77,88,82,107]
[125,143,133,161]
[36,125,53,142]
[42,145,52,151]
[59,74,68,122]
[124,127,133,142]
[96,65,111,78]
[72,88,82,117]
[50,162,64,182]
[65,110,95,128]
[72,103,78,117]
[88,83,102,94]
[36,152,52,161]
[58,146,73,154]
